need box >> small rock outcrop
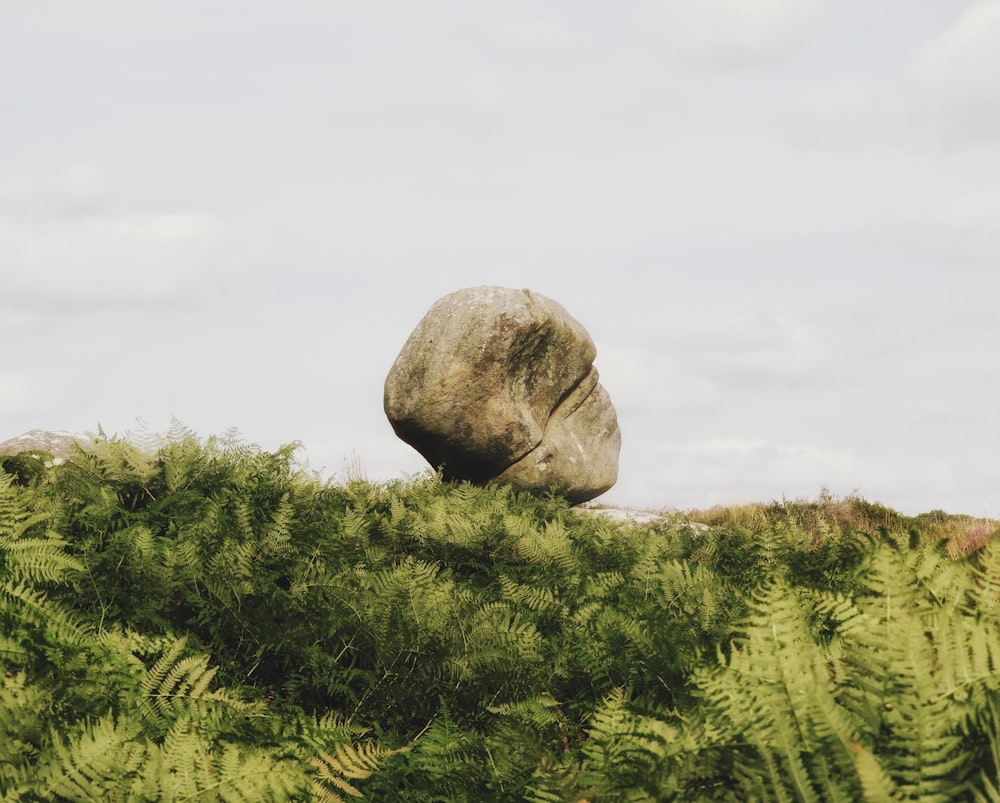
[0,430,92,464]
[384,286,620,504]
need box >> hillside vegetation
[2,427,1000,801]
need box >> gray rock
[575,507,665,526]
[384,286,620,503]
[0,429,92,464]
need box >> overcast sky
[3,1,999,516]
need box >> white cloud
[597,342,720,417]
[1,213,248,304]
[0,308,50,332]
[915,1,1000,94]
[911,0,1000,138]
[0,168,258,307]
[791,1,1000,144]
[0,164,114,220]
[0,373,37,416]
[909,407,1000,444]
[659,311,857,390]
[869,190,1000,265]
[669,436,856,475]
[450,71,513,138]
[598,309,877,423]
[631,0,822,65]
[775,442,855,474]
[468,12,591,55]
[798,80,873,125]
[682,436,768,456]
[607,433,867,510]
[787,79,903,144]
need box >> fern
[139,635,248,740]
[137,717,304,801]
[573,686,699,802]
[448,601,545,702]
[497,575,565,618]
[26,713,145,801]
[967,536,1000,619]
[694,577,863,801]
[967,696,1000,802]
[9,429,1000,801]
[403,706,489,800]
[852,742,904,803]
[1,578,87,649]
[1,530,83,586]
[0,670,49,781]
[0,472,84,641]
[310,741,406,802]
[837,545,979,799]
[512,517,580,576]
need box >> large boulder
[384,286,620,504]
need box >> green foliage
[2,428,1000,799]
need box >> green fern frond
[138,717,304,802]
[692,577,877,801]
[835,544,979,799]
[497,575,564,617]
[930,612,1000,709]
[513,518,580,575]
[0,670,48,778]
[86,431,162,486]
[0,470,35,537]
[852,742,903,802]
[158,429,210,493]
[452,602,544,686]
[2,534,84,582]
[975,777,1000,803]
[310,741,407,802]
[139,636,245,739]
[28,713,145,802]
[966,696,1000,802]
[405,706,489,799]
[486,692,562,738]
[967,538,1000,619]
[577,686,689,801]
[2,578,87,647]
[0,632,29,664]
[342,505,372,542]
[0,471,82,584]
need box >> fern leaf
[577,686,688,799]
[967,537,1000,620]
[962,695,1000,803]
[0,670,48,780]
[140,720,304,802]
[498,575,564,617]
[974,777,1000,803]
[694,578,871,801]
[139,636,242,738]
[31,714,145,801]
[310,741,406,801]
[1,578,87,646]
[838,544,977,799]
[513,518,580,575]
[852,742,903,803]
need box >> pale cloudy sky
[2,1,999,516]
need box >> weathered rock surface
[0,429,92,463]
[384,286,620,504]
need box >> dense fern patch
[2,429,1000,800]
